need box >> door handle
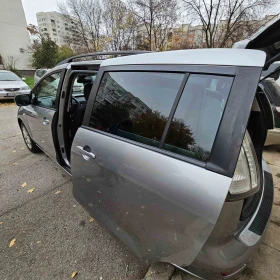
[76,145,96,160]
[42,118,49,125]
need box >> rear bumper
[265,128,280,146]
[180,161,274,280]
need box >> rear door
[25,71,64,161]
[71,65,262,266]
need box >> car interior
[64,73,97,160]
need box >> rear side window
[164,74,233,161]
[89,71,184,147]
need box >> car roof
[101,49,266,68]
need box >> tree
[58,0,104,52]
[31,37,58,69]
[103,0,138,51]
[131,0,179,51]
[182,0,275,48]
[56,45,76,64]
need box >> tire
[20,123,41,153]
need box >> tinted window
[164,74,233,161]
[89,72,184,147]
[34,72,62,109]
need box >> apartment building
[36,11,82,49]
[0,0,31,69]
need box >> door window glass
[163,74,234,161]
[89,72,184,148]
[34,72,62,109]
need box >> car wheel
[20,123,41,153]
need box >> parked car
[14,22,277,279]
[0,70,30,100]
[34,68,49,85]
[260,77,280,145]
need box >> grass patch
[23,76,34,89]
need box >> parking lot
[0,101,280,280]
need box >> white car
[34,68,49,85]
[0,70,30,100]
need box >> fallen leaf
[89,217,94,223]
[12,150,16,153]
[0,222,3,225]
[12,163,18,166]
[27,188,35,193]
[55,191,61,195]
[71,271,78,278]
[9,238,16,248]
[86,178,91,182]
[37,241,41,244]
[21,182,27,188]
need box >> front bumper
[180,161,274,280]
[0,90,30,100]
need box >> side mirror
[22,77,26,81]
[15,94,31,106]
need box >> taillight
[229,131,260,198]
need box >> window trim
[83,64,238,173]
[159,73,190,148]
[82,125,206,168]
[31,69,66,110]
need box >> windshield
[0,72,21,81]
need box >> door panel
[25,105,56,160]
[71,128,231,266]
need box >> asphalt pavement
[1,101,280,280]
[0,102,145,280]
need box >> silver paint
[71,128,232,267]
[24,105,57,161]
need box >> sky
[22,0,59,25]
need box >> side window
[34,72,62,109]
[89,71,184,148]
[164,74,234,161]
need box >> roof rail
[56,51,151,66]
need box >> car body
[260,78,280,145]
[34,68,49,85]
[14,35,278,280]
[0,70,30,100]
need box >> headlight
[229,131,260,197]
[20,86,30,90]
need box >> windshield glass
[0,72,21,81]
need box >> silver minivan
[14,18,279,280]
